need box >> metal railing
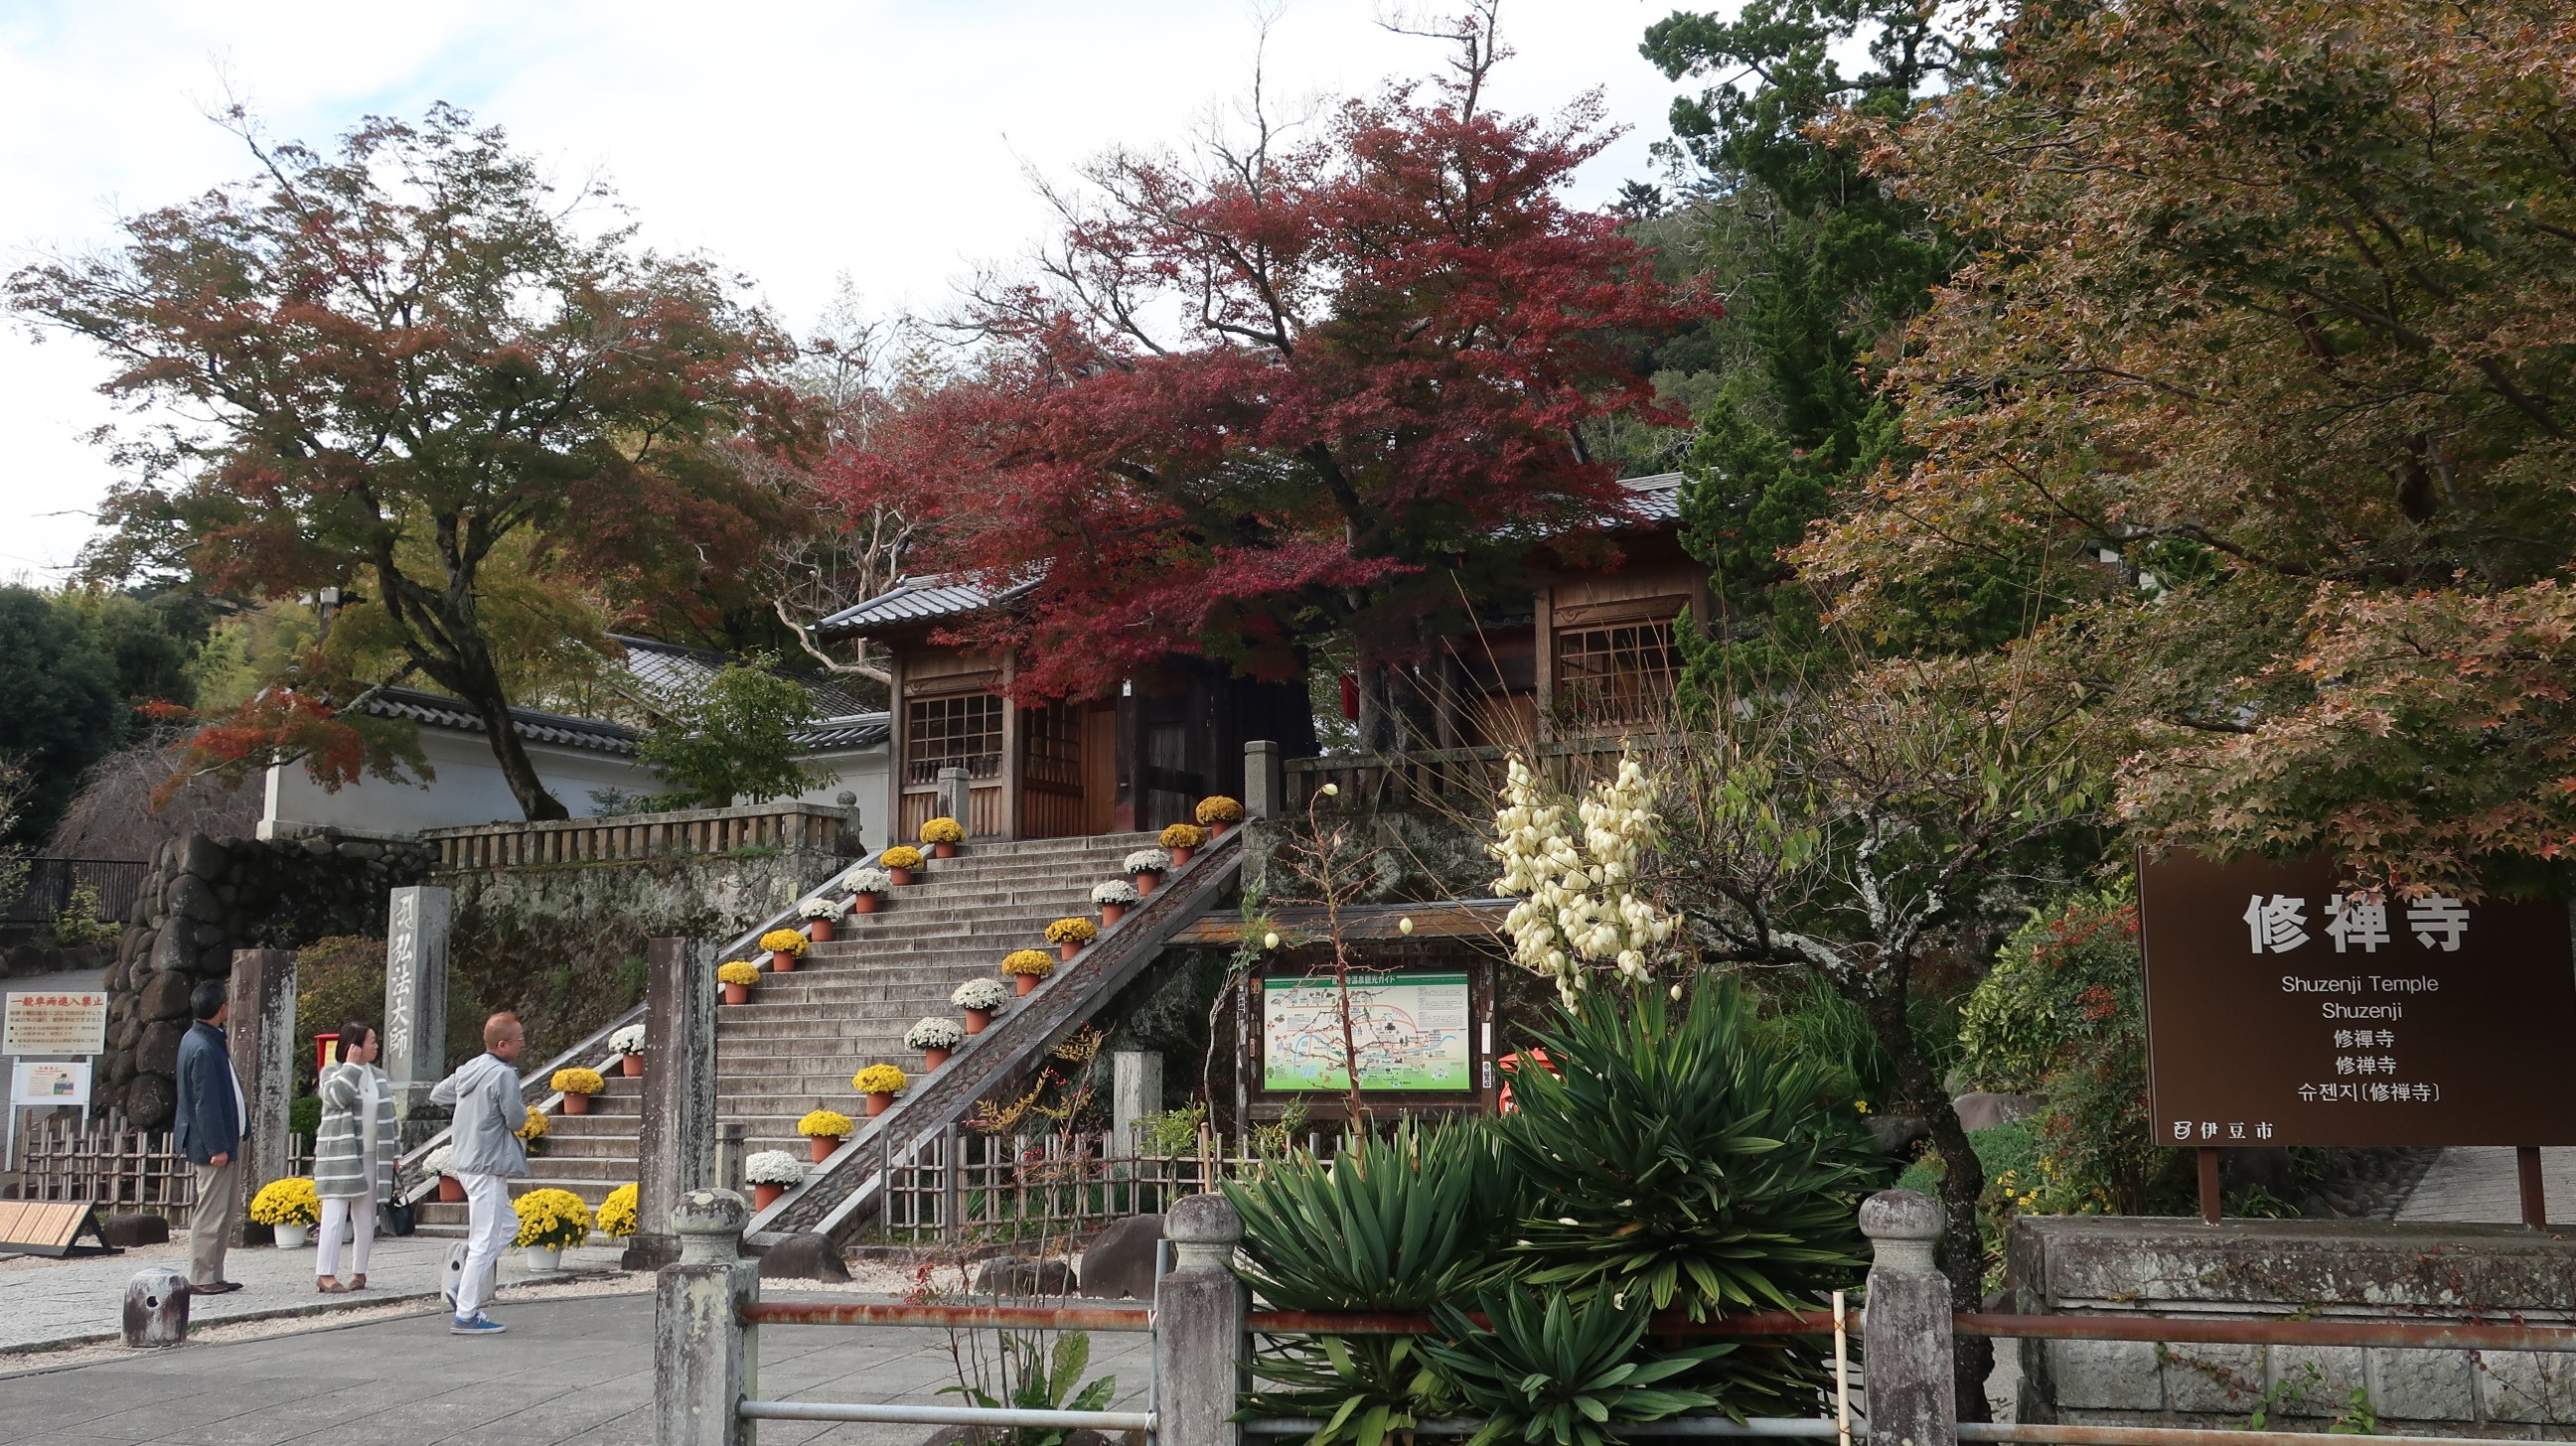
[3,858,146,926]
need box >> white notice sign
[12,1060,91,1106]
[3,991,109,1056]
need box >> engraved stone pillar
[627,937,720,1270]
[381,885,453,1129]
[226,948,296,1244]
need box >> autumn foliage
[829,24,1711,698]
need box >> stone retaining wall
[2009,1215,2576,1435]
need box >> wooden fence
[423,800,863,871]
[872,1126,1342,1241]
[4,1113,313,1224]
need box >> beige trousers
[188,1159,239,1287]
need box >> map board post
[1261,971,1474,1093]
[2138,851,2576,1226]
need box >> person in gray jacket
[428,1012,529,1336]
[313,1020,397,1292]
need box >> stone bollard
[938,766,972,834]
[123,1266,190,1348]
[1242,740,1281,819]
[655,1189,761,1446]
[1861,1189,1957,1446]
[1156,1192,1247,1446]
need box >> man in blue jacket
[173,979,246,1294]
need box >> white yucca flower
[1486,749,1678,1005]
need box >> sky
[0,0,1697,584]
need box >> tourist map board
[2138,852,2576,1147]
[1262,971,1473,1091]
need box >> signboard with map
[1262,971,1473,1092]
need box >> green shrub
[289,1094,321,1136]
[1423,1288,1724,1446]
[49,880,122,948]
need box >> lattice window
[906,694,1003,783]
[1553,618,1681,726]
[1022,701,1082,790]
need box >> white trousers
[316,1195,376,1279]
[455,1173,514,1316]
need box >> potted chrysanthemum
[1043,916,1096,961]
[1159,822,1208,867]
[511,1187,592,1271]
[879,845,926,885]
[760,928,809,972]
[1196,795,1244,838]
[1091,878,1138,926]
[516,1105,549,1156]
[598,1182,640,1240]
[424,1144,465,1203]
[841,865,891,914]
[717,959,762,1004]
[746,1149,805,1210]
[551,1067,605,1116]
[249,1176,319,1248]
[1125,847,1170,895]
[906,1016,964,1070]
[799,895,849,942]
[919,815,966,859]
[609,1023,646,1078]
[852,1064,909,1116]
[797,1108,852,1164]
[1000,948,1055,996]
[953,977,1006,1034]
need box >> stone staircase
[417,832,1161,1233]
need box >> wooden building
[817,472,1707,841]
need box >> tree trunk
[1864,981,1995,1422]
[444,648,570,821]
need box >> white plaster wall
[786,746,891,857]
[260,730,668,837]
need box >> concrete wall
[2009,1216,2576,1435]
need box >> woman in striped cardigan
[315,1021,398,1292]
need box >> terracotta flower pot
[809,919,835,942]
[932,841,958,859]
[889,866,915,886]
[1170,845,1195,868]
[851,893,880,914]
[438,1175,465,1204]
[1135,870,1161,895]
[810,1135,840,1163]
[1100,902,1126,927]
[771,949,798,972]
[963,1008,992,1035]
[1013,972,1040,997]
[866,1090,894,1116]
[621,1055,644,1078]
[723,981,751,1005]
[1056,940,1081,962]
[1209,819,1232,839]
[923,1047,951,1071]
[563,1092,590,1116]
[754,1182,786,1210]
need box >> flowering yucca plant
[1043,917,1097,944]
[1489,751,1677,1005]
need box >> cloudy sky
[0,1,1693,584]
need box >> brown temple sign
[2138,851,2576,1224]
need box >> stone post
[717,1122,747,1197]
[1242,740,1281,820]
[225,948,296,1245]
[1112,1051,1162,1159]
[1155,1193,1246,1446]
[628,937,720,1270]
[122,1265,190,1348]
[381,885,453,1130]
[655,1189,760,1446]
[938,766,972,834]
[1861,1189,1957,1446]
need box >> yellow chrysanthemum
[717,960,762,986]
[919,816,966,844]
[597,1183,640,1237]
[798,1108,853,1137]
[851,1064,909,1094]
[551,1068,604,1095]
[248,1176,319,1227]
[1042,917,1097,943]
[1000,948,1055,977]
[511,1187,593,1249]
[1158,822,1208,849]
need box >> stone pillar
[122,1265,190,1348]
[225,948,295,1243]
[1242,740,1281,820]
[1155,1193,1246,1446]
[627,937,720,1270]
[381,885,453,1128]
[655,1189,760,1446]
[938,766,972,835]
[1861,1189,1957,1446]
[717,1122,747,1197]
[1112,1051,1162,1158]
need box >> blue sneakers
[449,1312,507,1336]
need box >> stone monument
[381,884,453,1129]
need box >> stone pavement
[2396,1145,2576,1226]
[0,1290,1153,1445]
[0,1230,630,1352]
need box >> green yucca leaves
[1423,1287,1726,1446]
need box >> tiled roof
[357,686,642,757]
[815,573,1038,639]
[794,714,892,751]
[1618,472,1684,523]
[610,635,877,719]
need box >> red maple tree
[829,14,1711,703]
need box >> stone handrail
[750,822,1248,1244]
[424,800,862,872]
[1281,740,1633,810]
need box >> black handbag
[379,1198,417,1237]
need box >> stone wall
[2009,1216,2576,1435]
[98,829,435,1127]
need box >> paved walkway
[2395,1145,2576,1225]
[0,1290,1152,1445]
[0,1231,631,1352]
